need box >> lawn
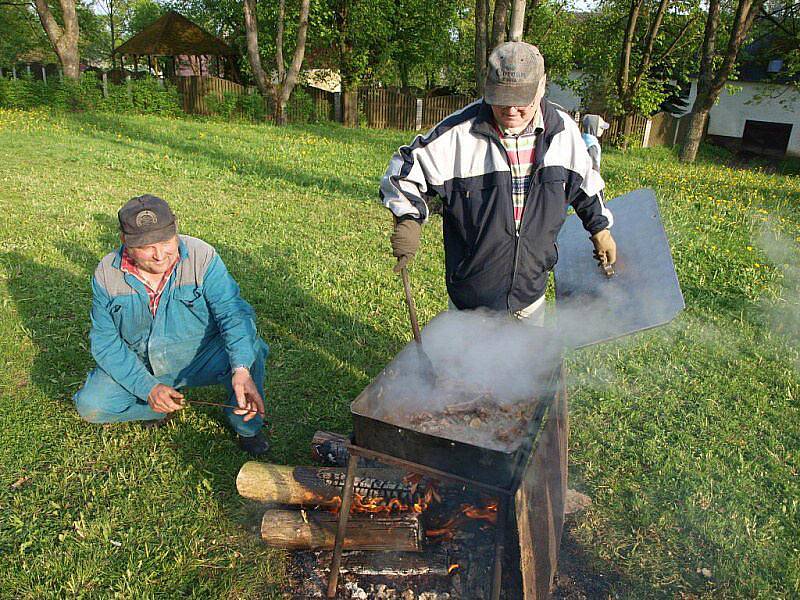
[0,107,797,599]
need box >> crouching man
[74,194,270,457]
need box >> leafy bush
[206,90,240,119]
[129,77,181,116]
[50,74,102,111]
[285,87,316,123]
[238,91,267,121]
[0,73,180,116]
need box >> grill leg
[326,452,358,598]
[491,496,509,600]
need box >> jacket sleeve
[379,136,445,223]
[89,278,160,400]
[568,138,613,236]
[587,145,601,172]
[202,255,259,371]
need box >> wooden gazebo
[113,11,240,83]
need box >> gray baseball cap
[118,194,177,247]
[484,42,546,106]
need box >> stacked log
[236,459,426,552]
[261,509,422,551]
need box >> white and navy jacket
[380,99,613,312]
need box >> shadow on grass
[64,112,377,201]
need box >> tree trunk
[509,0,527,41]
[679,108,709,162]
[342,83,359,127]
[475,0,489,95]
[261,509,422,551]
[33,0,80,80]
[243,0,272,118]
[491,0,510,49]
[276,0,311,125]
[680,0,763,162]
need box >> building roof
[113,11,236,57]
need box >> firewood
[310,431,349,466]
[236,462,420,507]
[261,508,422,551]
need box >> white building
[680,79,800,157]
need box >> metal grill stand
[326,442,514,600]
[328,365,570,599]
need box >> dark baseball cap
[118,195,177,247]
[484,42,546,107]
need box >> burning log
[261,509,422,551]
[236,462,424,508]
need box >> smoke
[355,268,683,448]
[757,222,800,370]
[359,308,563,420]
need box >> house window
[742,120,793,156]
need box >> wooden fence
[359,88,418,130]
[177,75,336,122]
[174,76,652,148]
[177,76,246,115]
[420,94,474,130]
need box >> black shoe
[237,432,270,457]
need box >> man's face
[490,77,547,131]
[491,101,539,130]
[124,236,179,275]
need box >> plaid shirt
[120,248,179,316]
[495,110,545,232]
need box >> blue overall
[73,236,267,437]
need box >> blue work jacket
[89,235,262,400]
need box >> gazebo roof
[113,11,237,57]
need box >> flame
[425,500,499,539]
[326,481,441,515]
[462,500,498,524]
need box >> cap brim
[484,83,538,107]
[123,223,177,247]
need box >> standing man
[74,195,270,457]
[381,42,617,322]
[581,114,610,173]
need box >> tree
[125,0,164,36]
[475,0,488,94]
[0,4,52,68]
[243,0,311,124]
[32,0,80,79]
[574,0,702,142]
[679,0,765,161]
[95,0,126,68]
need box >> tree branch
[653,14,698,65]
[633,0,671,91]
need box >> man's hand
[232,367,265,423]
[147,384,185,414]
[590,229,617,267]
[390,218,422,273]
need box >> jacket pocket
[172,285,211,327]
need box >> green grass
[0,107,798,598]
